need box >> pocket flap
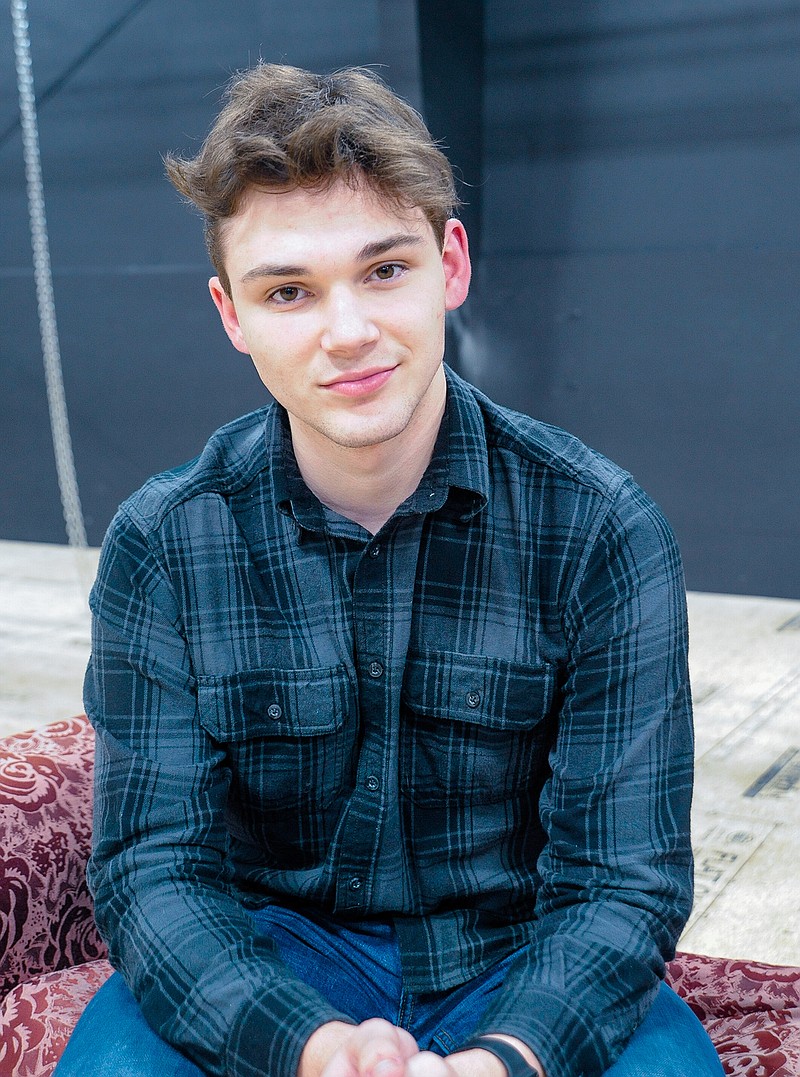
[197,665,351,741]
[402,651,556,729]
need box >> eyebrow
[239,232,425,286]
[240,262,306,284]
[357,232,425,261]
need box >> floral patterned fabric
[1,718,799,1077]
[0,959,112,1077]
[0,717,106,1000]
[666,953,800,1077]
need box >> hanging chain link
[10,0,88,548]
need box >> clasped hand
[300,1018,533,1077]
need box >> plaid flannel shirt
[86,368,694,1077]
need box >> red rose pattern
[0,756,63,815]
[0,716,106,1003]
[2,717,799,1076]
[663,954,800,1075]
[0,958,113,1077]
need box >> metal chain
[10,0,88,548]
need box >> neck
[289,380,446,535]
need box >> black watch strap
[461,1036,540,1077]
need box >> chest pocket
[197,665,358,852]
[400,651,558,804]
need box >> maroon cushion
[0,958,113,1077]
[666,952,800,1076]
[0,717,106,999]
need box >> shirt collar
[271,364,489,533]
[440,365,490,520]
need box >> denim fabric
[56,906,723,1077]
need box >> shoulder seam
[469,384,631,503]
[119,405,274,534]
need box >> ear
[441,219,472,311]
[208,277,251,355]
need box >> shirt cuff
[226,976,356,1077]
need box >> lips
[323,366,396,397]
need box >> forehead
[220,180,435,271]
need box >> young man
[56,65,724,1077]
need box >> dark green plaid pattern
[85,370,693,1077]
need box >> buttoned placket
[333,514,425,913]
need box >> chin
[330,428,405,450]
[315,403,413,448]
[325,416,412,450]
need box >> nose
[320,286,379,355]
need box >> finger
[357,1022,419,1075]
[328,1019,419,1077]
[321,1053,360,1077]
[406,1052,455,1077]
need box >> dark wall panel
[465,249,799,598]
[463,1,800,598]
[2,0,798,598]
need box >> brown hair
[165,63,459,295]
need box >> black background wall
[1,1,798,598]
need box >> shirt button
[267,703,282,720]
[369,545,381,558]
[369,661,384,679]
[466,690,481,708]
[348,876,363,892]
[365,775,380,792]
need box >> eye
[371,263,404,282]
[268,284,308,305]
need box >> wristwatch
[461,1035,541,1077]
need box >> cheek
[242,312,318,359]
[245,343,282,386]
[247,342,311,407]
[396,294,445,342]
[240,325,289,376]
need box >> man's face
[209,181,470,456]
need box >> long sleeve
[469,480,694,1077]
[85,509,351,1077]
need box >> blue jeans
[55,905,723,1077]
